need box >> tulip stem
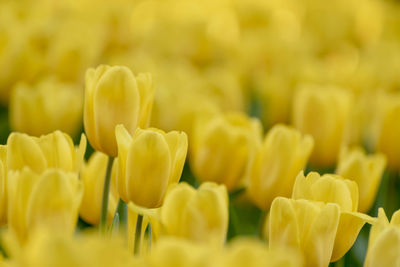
[100,156,115,233]
[115,199,128,233]
[134,214,143,255]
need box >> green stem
[99,156,114,233]
[115,198,128,233]
[147,224,152,251]
[134,214,143,255]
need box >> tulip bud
[365,208,400,267]
[79,152,119,225]
[269,197,340,267]
[160,182,228,246]
[115,125,188,208]
[84,65,154,156]
[336,147,386,213]
[7,168,83,243]
[7,131,86,174]
[9,78,83,137]
[190,112,262,191]
[0,145,6,225]
[292,172,374,262]
[292,85,352,168]
[248,124,313,209]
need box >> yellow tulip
[365,208,400,267]
[247,124,314,209]
[292,172,374,262]
[7,168,83,243]
[115,125,188,208]
[336,146,386,213]
[84,65,154,156]
[292,85,352,168]
[190,112,262,191]
[79,152,119,225]
[268,197,340,267]
[9,78,83,137]
[7,131,86,174]
[373,91,400,170]
[160,182,228,246]
[0,145,6,225]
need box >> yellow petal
[115,124,133,203]
[164,131,188,185]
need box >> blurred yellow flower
[292,85,352,168]
[9,78,83,137]
[268,197,340,267]
[190,112,262,191]
[160,182,228,246]
[6,131,86,174]
[336,146,386,213]
[7,168,83,243]
[292,171,374,262]
[79,152,119,225]
[115,125,188,208]
[247,124,313,210]
[84,65,154,156]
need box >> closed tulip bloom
[248,124,314,210]
[115,125,188,208]
[84,65,154,156]
[161,182,228,246]
[365,208,400,267]
[373,92,400,170]
[336,147,386,213]
[269,197,340,267]
[9,78,83,137]
[0,145,6,225]
[79,152,119,225]
[292,85,352,168]
[292,172,374,262]
[191,112,262,191]
[7,131,86,174]
[7,168,83,243]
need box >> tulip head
[292,85,352,168]
[268,197,340,267]
[248,124,313,210]
[336,146,386,213]
[115,125,188,208]
[84,65,154,156]
[160,182,228,246]
[10,78,83,137]
[190,112,262,191]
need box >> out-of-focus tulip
[9,78,83,137]
[365,208,400,267]
[292,172,374,262]
[7,131,86,174]
[190,112,262,191]
[160,182,228,246]
[84,65,154,156]
[247,124,313,210]
[268,197,340,267]
[115,125,188,208]
[79,152,119,225]
[0,145,6,225]
[292,85,352,168]
[373,92,400,170]
[7,168,83,243]
[336,146,386,213]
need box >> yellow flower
[7,168,83,243]
[115,125,188,208]
[0,145,6,225]
[292,172,374,262]
[6,131,86,174]
[247,124,313,209]
[190,112,262,191]
[336,146,386,213]
[79,152,119,225]
[84,65,154,156]
[268,197,340,267]
[160,182,228,246]
[292,85,352,168]
[9,78,83,137]
[365,208,400,267]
